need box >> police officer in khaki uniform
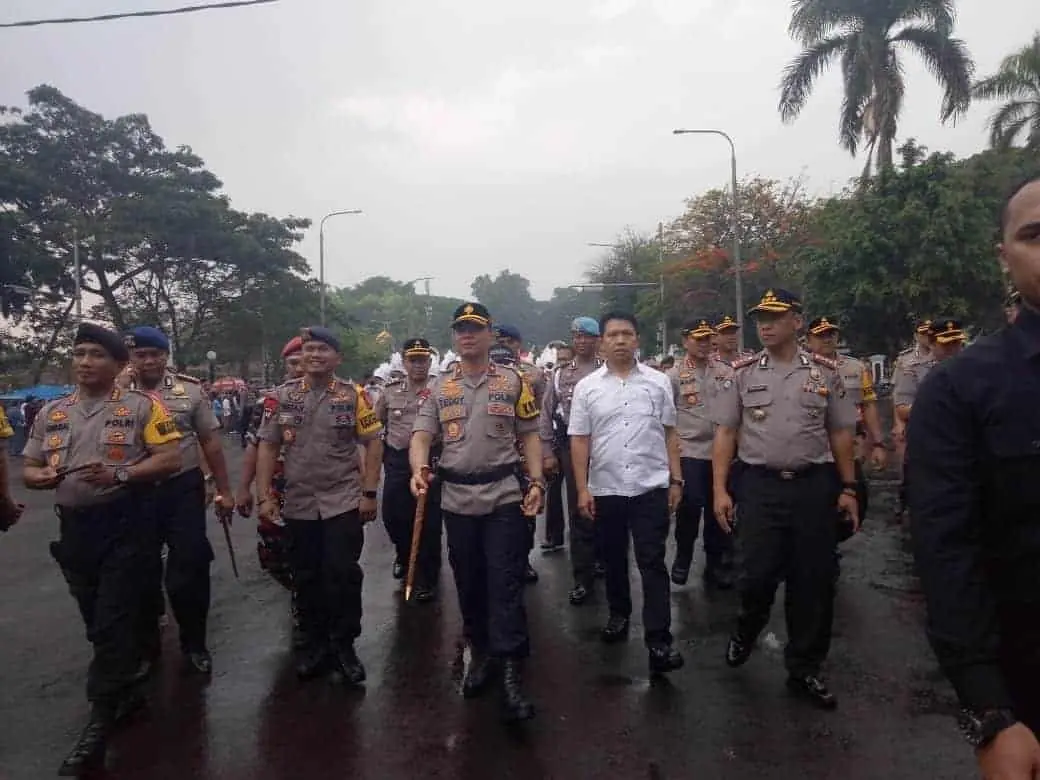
[22,323,183,776]
[411,302,545,723]
[711,289,859,710]
[667,318,735,588]
[0,404,22,532]
[540,316,603,604]
[126,326,234,675]
[494,323,544,584]
[539,341,575,553]
[374,336,442,601]
[256,327,384,685]
[713,315,753,365]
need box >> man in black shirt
[908,173,1040,779]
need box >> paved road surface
[0,440,973,779]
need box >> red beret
[281,336,303,357]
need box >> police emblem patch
[107,446,126,462]
[49,410,68,423]
[114,406,132,417]
[47,434,62,448]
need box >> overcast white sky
[0,0,1027,300]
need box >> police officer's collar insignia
[799,353,810,367]
[173,383,186,396]
[759,354,769,368]
[163,374,174,388]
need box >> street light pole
[672,128,744,352]
[318,208,363,327]
[587,239,667,356]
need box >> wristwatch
[670,476,685,487]
[362,490,378,499]
[958,707,1018,749]
[115,467,131,484]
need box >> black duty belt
[437,463,517,486]
[742,463,824,481]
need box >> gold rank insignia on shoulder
[172,384,186,396]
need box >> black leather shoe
[524,562,539,584]
[500,659,535,722]
[670,561,691,586]
[600,614,630,643]
[648,645,684,674]
[295,645,329,680]
[593,562,606,579]
[413,585,437,603]
[334,646,366,686]
[184,648,212,675]
[568,583,589,605]
[392,560,406,580]
[725,633,754,667]
[57,709,110,776]
[462,652,494,698]
[787,674,837,710]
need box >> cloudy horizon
[1,0,1026,301]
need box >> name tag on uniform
[747,385,768,393]
[439,405,466,422]
[487,402,514,417]
[277,413,298,425]
[488,390,511,404]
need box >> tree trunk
[32,298,76,384]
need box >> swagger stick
[404,488,429,602]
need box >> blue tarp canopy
[0,384,74,402]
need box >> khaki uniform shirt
[538,358,602,443]
[374,374,436,451]
[23,387,182,507]
[413,362,540,516]
[893,350,935,409]
[133,372,218,476]
[0,407,12,439]
[257,376,383,520]
[835,355,877,407]
[712,350,858,470]
[667,356,735,460]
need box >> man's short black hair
[599,311,639,334]
[1001,172,1040,232]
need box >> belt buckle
[779,470,796,480]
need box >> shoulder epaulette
[811,353,838,370]
[174,373,201,384]
[385,376,404,387]
[733,354,759,370]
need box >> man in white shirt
[568,312,685,674]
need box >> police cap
[452,302,491,328]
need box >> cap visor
[453,315,490,326]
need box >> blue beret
[570,316,600,336]
[495,324,522,341]
[300,326,341,353]
[76,323,129,361]
[124,326,170,352]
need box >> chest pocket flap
[740,386,772,408]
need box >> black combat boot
[57,705,112,776]
[500,659,535,723]
[461,651,494,698]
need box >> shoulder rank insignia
[732,353,759,370]
[811,353,838,370]
[174,373,201,384]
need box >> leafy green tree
[972,32,1040,150]
[797,142,1036,354]
[778,0,974,174]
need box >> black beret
[75,323,129,361]
[300,326,341,353]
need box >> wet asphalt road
[0,439,974,779]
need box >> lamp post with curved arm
[672,128,744,352]
[318,208,363,326]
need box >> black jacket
[907,305,1040,711]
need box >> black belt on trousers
[741,463,825,481]
[437,463,517,486]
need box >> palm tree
[972,33,1040,150]
[778,0,974,175]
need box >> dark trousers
[444,502,529,658]
[382,447,443,588]
[735,464,839,677]
[145,469,215,652]
[286,512,364,649]
[674,457,733,568]
[52,495,154,705]
[545,445,598,586]
[596,488,672,647]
